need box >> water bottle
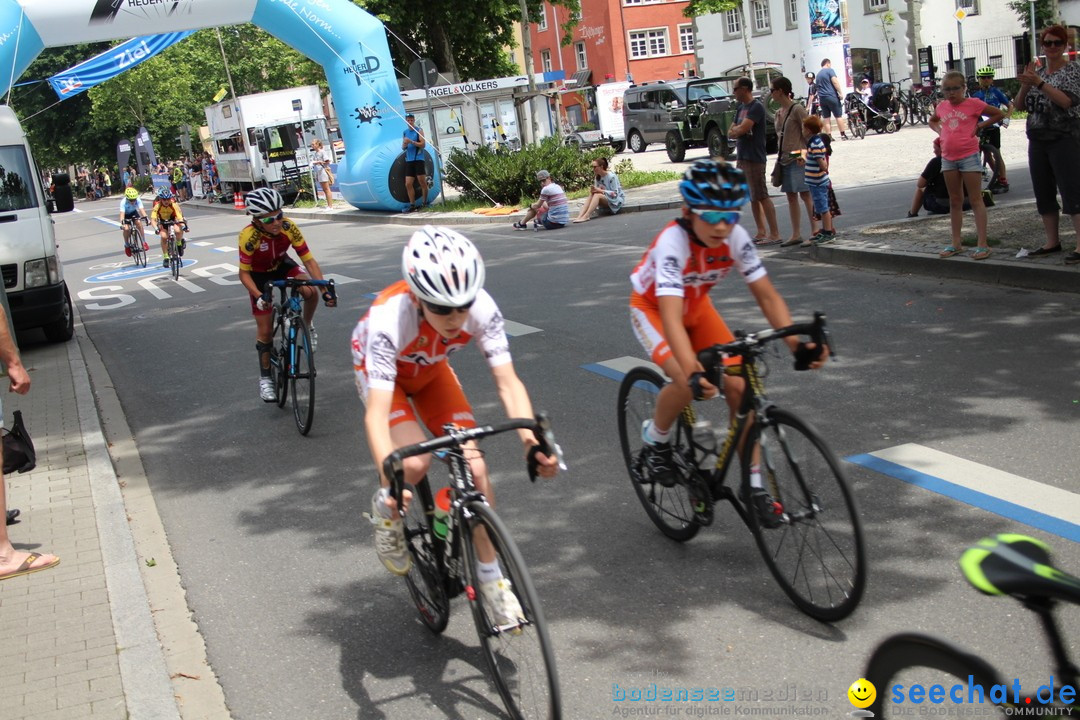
[289,295,302,313]
[692,420,718,471]
[432,486,452,539]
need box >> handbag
[770,160,784,187]
[3,410,36,474]
[325,168,335,186]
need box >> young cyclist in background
[973,66,1014,193]
[352,226,558,625]
[629,160,828,522]
[118,187,149,256]
[150,187,187,269]
[238,187,335,402]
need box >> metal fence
[930,34,1024,80]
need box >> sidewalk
[0,311,229,719]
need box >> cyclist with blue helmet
[628,160,828,514]
[150,187,186,269]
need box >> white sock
[373,487,392,518]
[643,420,671,445]
[477,560,503,584]
[750,465,763,489]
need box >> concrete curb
[69,316,182,720]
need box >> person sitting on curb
[512,170,569,231]
[573,157,625,223]
[908,137,967,217]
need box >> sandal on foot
[0,552,60,581]
[1065,252,1080,265]
[971,248,992,261]
[939,246,964,258]
[781,237,803,247]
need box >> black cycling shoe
[640,442,677,488]
[746,487,784,529]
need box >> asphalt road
[47,184,1079,719]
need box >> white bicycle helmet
[402,225,485,307]
[246,187,283,215]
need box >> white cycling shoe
[480,578,524,632]
[259,377,277,403]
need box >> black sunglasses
[422,299,473,316]
[1043,39,1066,47]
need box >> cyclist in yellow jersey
[150,187,186,269]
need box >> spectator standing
[0,300,59,581]
[804,72,821,116]
[771,77,819,246]
[815,59,850,140]
[310,139,334,210]
[401,113,428,212]
[929,70,1003,260]
[1015,24,1080,263]
[512,170,569,230]
[728,77,781,245]
[573,156,625,222]
[800,115,836,244]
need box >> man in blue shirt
[401,113,429,212]
[815,59,850,140]
[973,66,1013,192]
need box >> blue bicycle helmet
[679,160,748,210]
[156,187,173,201]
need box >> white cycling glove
[255,297,270,312]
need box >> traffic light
[175,124,192,155]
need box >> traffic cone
[234,191,245,211]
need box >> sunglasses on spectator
[422,299,473,316]
[690,208,740,225]
[256,211,285,224]
[1043,39,1066,47]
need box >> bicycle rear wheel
[744,408,865,621]
[402,478,450,634]
[462,501,560,720]
[616,367,700,542]
[865,633,1007,718]
[290,319,315,435]
[981,143,1003,192]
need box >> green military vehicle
[663,75,777,162]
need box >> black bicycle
[158,219,188,280]
[261,278,335,436]
[978,126,1005,194]
[122,217,148,268]
[385,414,563,719]
[865,534,1079,717]
[617,313,866,621]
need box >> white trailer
[204,85,329,189]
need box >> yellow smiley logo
[847,678,876,709]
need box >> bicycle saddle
[960,534,1080,605]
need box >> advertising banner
[135,126,157,174]
[116,138,132,174]
[48,32,194,99]
[595,81,631,140]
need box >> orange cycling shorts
[630,295,738,367]
[386,361,477,435]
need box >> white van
[0,105,73,343]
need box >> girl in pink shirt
[929,71,1004,260]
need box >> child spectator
[800,115,836,245]
[929,70,1004,260]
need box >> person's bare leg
[785,192,802,240]
[760,196,781,241]
[0,463,59,577]
[801,192,820,235]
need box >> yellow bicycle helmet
[976,66,995,78]
[125,187,139,200]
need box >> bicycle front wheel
[132,224,147,267]
[865,633,1006,718]
[462,501,560,720]
[290,319,316,435]
[745,408,866,621]
[170,242,181,280]
[271,310,289,409]
[402,479,450,634]
[616,367,700,542]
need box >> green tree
[357,0,580,81]
[1007,0,1056,33]
[683,0,738,19]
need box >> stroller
[846,83,902,135]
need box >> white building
[693,0,1072,91]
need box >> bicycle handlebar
[261,277,337,305]
[382,413,559,506]
[697,312,836,372]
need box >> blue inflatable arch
[0,0,435,212]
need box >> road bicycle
[978,126,1005,195]
[616,313,866,621]
[865,533,1079,717]
[385,414,563,719]
[122,217,148,268]
[158,219,188,280]
[261,277,336,436]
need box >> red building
[527,0,699,129]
